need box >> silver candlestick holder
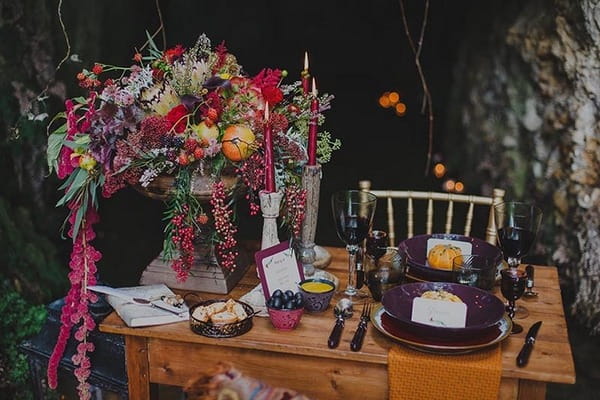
[298,164,322,276]
[259,190,283,250]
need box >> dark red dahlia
[166,104,189,134]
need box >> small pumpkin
[427,244,463,270]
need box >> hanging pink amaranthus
[47,203,101,400]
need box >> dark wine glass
[500,269,527,334]
[366,230,388,260]
[331,190,377,297]
[494,202,542,270]
[494,201,542,319]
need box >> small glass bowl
[298,278,336,312]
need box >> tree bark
[447,0,600,332]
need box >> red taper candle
[307,78,318,166]
[301,51,310,95]
[263,103,276,192]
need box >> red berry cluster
[77,63,103,89]
[285,185,307,238]
[169,206,196,282]
[210,182,238,270]
[177,138,207,166]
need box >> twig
[9,0,71,140]
[155,0,167,50]
[399,0,433,176]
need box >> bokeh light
[444,179,455,192]
[395,102,406,116]
[455,181,465,193]
[388,92,400,104]
[433,163,446,178]
[379,96,391,108]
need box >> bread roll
[211,311,238,324]
[232,302,248,320]
[192,306,210,322]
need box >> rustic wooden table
[99,247,575,399]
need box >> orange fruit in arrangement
[221,125,255,161]
[427,244,462,270]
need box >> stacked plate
[371,282,510,353]
[398,234,503,282]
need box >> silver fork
[350,303,372,352]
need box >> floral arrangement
[45,34,338,399]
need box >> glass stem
[507,256,521,270]
[507,299,516,320]
[345,244,359,296]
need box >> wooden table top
[99,246,576,385]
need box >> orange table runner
[388,344,502,400]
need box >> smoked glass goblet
[494,201,542,318]
[331,190,377,297]
[500,269,527,334]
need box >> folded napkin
[388,345,502,400]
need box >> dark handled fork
[350,303,372,352]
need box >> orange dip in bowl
[301,281,334,293]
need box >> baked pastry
[210,311,238,324]
[421,289,463,303]
[192,299,248,325]
[427,244,462,270]
[192,306,210,322]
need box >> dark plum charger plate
[371,304,511,354]
[381,282,506,341]
[398,233,503,282]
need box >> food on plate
[192,299,249,324]
[427,244,462,270]
[420,289,463,303]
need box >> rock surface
[447,0,600,332]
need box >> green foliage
[0,197,67,302]
[0,285,47,397]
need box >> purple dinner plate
[371,304,511,354]
[381,282,506,341]
[398,233,503,282]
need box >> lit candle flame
[312,78,317,96]
[304,51,309,71]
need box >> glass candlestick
[299,164,322,276]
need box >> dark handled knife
[328,316,345,348]
[517,321,542,367]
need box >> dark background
[59,0,474,285]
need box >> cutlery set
[328,299,372,352]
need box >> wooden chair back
[358,180,505,246]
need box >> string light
[379,95,391,108]
[433,163,446,178]
[378,91,406,117]
[395,103,406,116]
[444,179,455,192]
[455,181,465,193]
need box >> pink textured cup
[267,306,304,330]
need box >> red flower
[164,45,185,63]
[262,86,283,105]
[152,68,165,80]
[166,104,189,134]
[133,53,142,63]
